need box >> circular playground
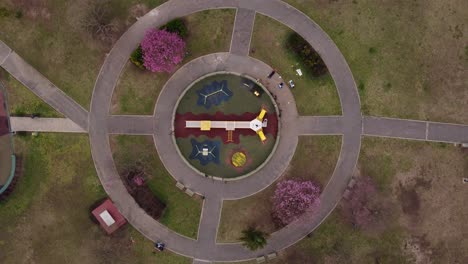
[173,72,279,179]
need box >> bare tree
[79,0,119,43]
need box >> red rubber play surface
[175,111,278,144]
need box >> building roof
[92,198,126,234]
[99,210,116,226]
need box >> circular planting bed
[174,73,278,179]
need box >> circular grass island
[174,73,279,179]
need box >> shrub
[130,45,145,69]
[15,10,22,19]
[123,167,166,220]
[286,32,328,77]
[272,180,321,227]
[160,18,188,38]
[141,29,186,73]
[358,80,366,93]
[0,7,10,17]
[77,0,119,43]
[240,227,269,251]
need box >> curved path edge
[153,53,298,199]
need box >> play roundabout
[88,0,362,262]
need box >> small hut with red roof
[92,198,127,234]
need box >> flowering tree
[271,180,321,227]
[141,29,186,73]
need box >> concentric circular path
[89,0,362,262]
[154,53,298,199]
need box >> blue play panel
[189,139,221,166]
[196,80,233,109]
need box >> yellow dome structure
[231,152,247,167]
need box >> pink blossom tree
[271,180,321,227]
[141,29,186,73]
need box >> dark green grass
[111,135,201,238]
[0,134,189,263]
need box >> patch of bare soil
[13,0,50,20]
[418,0,468,123]
[127,3,149,26]
[394,148,468,262]
[340,170,397,234]
[398,183,420,216]
[403,236,434,264]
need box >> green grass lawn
[250,15,341,116]
[0,134,189,264]
[273,211,407,264]
[110,135,202,238]
[217,136,341,242]
[284,0,468,123]
[0,0,166,110]
[0,69,61,117]
[226,138,468,263]
[111,9,235,115]
[219,211,407,264]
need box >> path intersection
[1,0,467,263]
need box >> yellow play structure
[185,107,268,143]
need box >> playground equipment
[227,130,233,142]
[185,108,269,143]
[189,139,221,165]
[196,80,233,109]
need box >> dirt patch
[403,236,434,264]
[414,176,432,190]
[129,3,148,17]
[13,0,50,20]
[388,142,468,262]
[398,183,421,216]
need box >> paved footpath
[297,116,345,135]
[9,115,157,134]
[107,115,154,135]
[10,117,86,133]
[363,116,468,143]
[153,53,299,200]
[230,8,256,56]
[0,41,89,131]
[197,196,223,252]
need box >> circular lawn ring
[173,72,278,179]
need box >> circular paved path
[89,0,361,262]
[153,53,298,199]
